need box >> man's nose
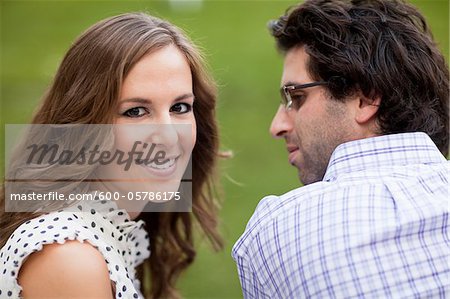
[270,105,293,138]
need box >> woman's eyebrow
[120,98,151,104]
[120,93,194,104]
[174,93,195,101]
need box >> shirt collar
[323,132,446,182]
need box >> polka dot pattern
[0,199,150,298]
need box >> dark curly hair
[269,0,449,155]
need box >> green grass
[1,1,448,298]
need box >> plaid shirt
[232,133,449,298]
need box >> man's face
[270,46,355,185]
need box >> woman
[0,12,223,298]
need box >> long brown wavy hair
[0,12,223,298]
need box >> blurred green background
[1,1,448,298]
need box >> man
[232,0,449,298]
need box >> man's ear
[355,93,381,125]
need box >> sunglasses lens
[280,87,290,109]
[280,89,286,105]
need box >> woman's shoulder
[1,210,96,254]
[0,211,112,297]
[18,240,113,298]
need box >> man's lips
[286,145,299,165]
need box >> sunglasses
[280,81,328,110]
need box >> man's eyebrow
[120,93,194,104]
[282,81,303,87]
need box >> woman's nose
[150,114,179,148]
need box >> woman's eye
[123,107,148,118]
[170,103,192,114]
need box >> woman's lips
[138,156,180,178]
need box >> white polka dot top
[0,199,150,298]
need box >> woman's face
[97,44,196,206]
